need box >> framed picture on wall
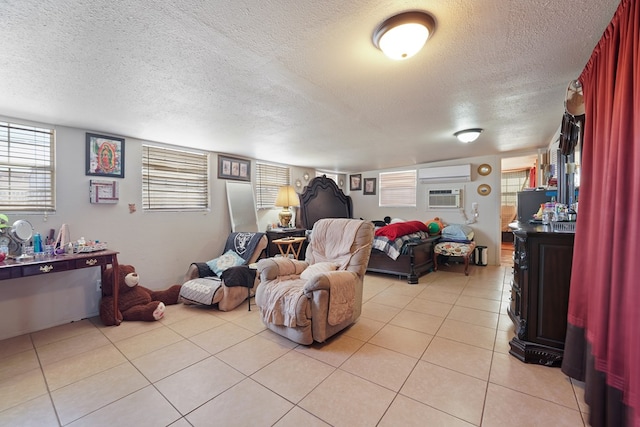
[363,178,376,195]
[350,174,362,191]
[85,133,125,178]
[218,154,250,181]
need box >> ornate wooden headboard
[296,175,352,230]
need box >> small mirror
[477,184,492,196]
[226,182,259,232]
[478,164,492,176]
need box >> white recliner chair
[255,218,374,345]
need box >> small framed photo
[350,174,362,191]
[363,178,377,195]
[86,133,125,178]
[218,155,250,181]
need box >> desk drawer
[74,256,108,269]
[0,268,18,280]
[22,261,71,276]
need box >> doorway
[500,153,537,262]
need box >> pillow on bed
[206,250,246,276]
[441,224,475,241]
[375,220,428,240]
[300,262,338,280]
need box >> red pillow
[374,220,428,240]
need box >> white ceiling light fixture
[373,11,436,60]
[454,128,483,143]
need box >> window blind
[379,170,417,207]
[256,162,290,209]
[501,169,529,206]
[316,171,338,184]
[0,121,55,212]
[142,145,209,211]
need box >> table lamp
[275,185,299,228]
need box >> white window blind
[316,171,338,184]
[0,121,55,212]
[379,170,417,207]
[501,169,530,206]
[142,145,209,211]
[256,163,290,209]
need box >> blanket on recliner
[224,232,265,263]
[191,232,265,278]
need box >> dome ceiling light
[372,11,436,60]
[454,128,483,143]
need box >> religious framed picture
[350,174,362,191]
[218,154,250,181]
[85,133,125,178]
[363,177,377,195]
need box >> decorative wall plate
[477,184,492,196]
[478,164,492,176]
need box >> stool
[433,241,476,276]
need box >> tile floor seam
[486,370,583,411]
[478,336,500,426]
[1,266,588,426]
[337,343,421,394]
[398,393,481,427]
[487,382,585,423]
[157,373,242,420]
[250,361,338,407]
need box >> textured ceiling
[0,0,620,173]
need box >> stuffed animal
[426,217,445,235]
[99,264,182,326]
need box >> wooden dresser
[508,223,575,366]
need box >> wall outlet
[96,279,101,292]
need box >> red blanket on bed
[374,221,428,240]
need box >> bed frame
[297,175,437,284]
[367,237,439,284]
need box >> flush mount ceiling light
[454,128,483,143]
[373,11,436,60]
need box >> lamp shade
[454,128,483,143]
[373,11,436,60]
[275,185,299,208]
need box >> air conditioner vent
[419,164,471,183]
[428,188,462,209]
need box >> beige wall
[1,119,296,339]
[0,116,504,339]
[349,155,503,266]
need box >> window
[256,162,290,209]
[0,121,55,212]
[379,170,416,207]
[316,171,338,184]
[142,145,209,211]
[501,169,530,206]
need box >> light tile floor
[0,265,589,426]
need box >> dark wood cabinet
[266,228,307,259]
[508,224,575,366]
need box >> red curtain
[561,1,640,426]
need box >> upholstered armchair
[255,218,374,345]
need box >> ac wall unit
[418,164,471,183]
[428,189,462,209]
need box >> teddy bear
[99,264,182,326]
